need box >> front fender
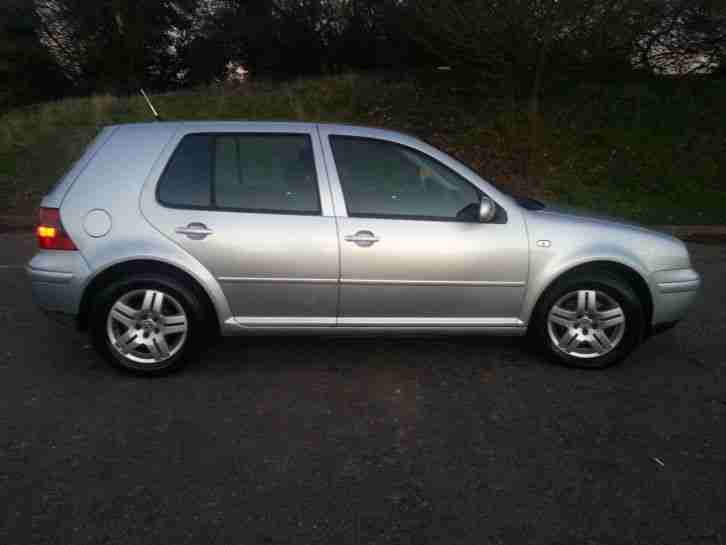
[520,212,660,325]
[521,249,655,325]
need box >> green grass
[1,73,724,224]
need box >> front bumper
[651,268,701,327]
[26,250,90,320]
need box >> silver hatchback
[27,122,701,374]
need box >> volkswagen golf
[27,122,701,374]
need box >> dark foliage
[1,0,725,108]
[179,0,423,85]
[0,0,70,111]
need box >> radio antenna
[140,88,162,121]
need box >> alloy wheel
[547,289,626,359]
[106,289,188,366]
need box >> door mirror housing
[479,195,497,223]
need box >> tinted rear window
[213,134,319,214]
[157,134,212,207]
[157,133,320,214]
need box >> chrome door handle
[344,230,380,247]
[175,222,213,240]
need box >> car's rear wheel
[530,272,645,369]
[90,275,205,375]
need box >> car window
[158,133,320,215]
[330,136,481,221]
[214,134,320,214]
[157,134,213,207]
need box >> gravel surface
[1,234,725,545]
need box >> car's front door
[143,126,339,326]
[319,127,529,329]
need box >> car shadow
[186,333,534,378]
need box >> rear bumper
[26,250,90,319]
[651,268,701,327]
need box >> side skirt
[222,317,527,337]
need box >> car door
[142,124,339,326]
[318,125,529,329]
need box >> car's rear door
[318,125,529,329]
[142,123,339,327]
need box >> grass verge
[1,73,724,224]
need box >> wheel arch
[527,260,654,330]
[77,258,221,336]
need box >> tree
[636,0,726,75]
[415,1,658,97]
[0,0,69,111]
[327,0,418,71]
[36,0,199,94]
[178,0,418,84]
[410,0,668,175]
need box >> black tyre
[89,274,207,375]
[529,272,645,369]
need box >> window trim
[156,132,323,217]
[328,135,494,224]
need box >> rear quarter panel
[41,127,118,209]
[58,123,233,327]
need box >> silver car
[27,122,701,374]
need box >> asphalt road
[1,233,725,545]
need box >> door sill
[223,317,526,336]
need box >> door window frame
[318,127,509,223]
[155,131,326,217]
[327,134,490,223]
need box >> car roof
[106,121,419,140]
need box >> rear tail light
[36,207,77,250]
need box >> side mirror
[479,195,497,223]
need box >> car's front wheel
[530,272,646,369]
[90,275,205,375]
